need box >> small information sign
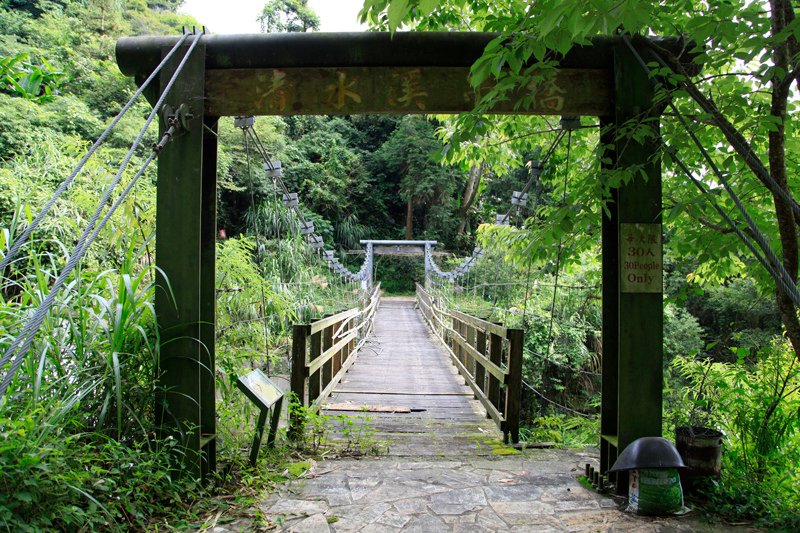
[620,223,662,293]
[236,369,285,465]
[238,369,283,410]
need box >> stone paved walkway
[255,449,748,532]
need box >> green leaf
[16,492,35,503]
[387,0,410,31]
[419,0,439,16]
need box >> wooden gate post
[153,35,218,479]
[600,41,664,493]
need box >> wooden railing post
[475,330,487,396]
[451,316,458,360]
[348,314,356,353]
[336,319,346,374]
[309,328,322,404]
[290,324,310,438]
[488,331,503,417]
[505,328,524,444]
[322,320,334,395]
[468,324,477,378]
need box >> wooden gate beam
[117,33,694,117]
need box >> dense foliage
[0,0,487,528]
[1,0,798,529]
[364,0,800,526]
[0,1,371,529]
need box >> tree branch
[665,194,758,240]
[641,37,800,227]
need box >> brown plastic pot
[675,426,723,479]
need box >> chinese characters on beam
[206,67,611,116]
[620,223,662,293]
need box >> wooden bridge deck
[322,297,504,456]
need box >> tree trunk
[405,196,413,240]
[456,163,484,235]
[769,0,800,358]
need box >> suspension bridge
[0,30,716,502]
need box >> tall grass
[0,139,368,528]
[0,209,199,528]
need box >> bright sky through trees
[180,0,367,33]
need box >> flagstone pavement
[214,448,757,532]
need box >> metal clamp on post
[165,103,194,132]
[282,192,299,208]
[264,161,282,178]
[511,191,529,207]
[234,115,255,129]
[153,103,193,153]
[308,234,324,249]
[560,115,581,131]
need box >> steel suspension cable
[665,145,800,308]
[0,33,203,398]
[1,148,161,396]
[242,128,273,376]
[631,37,800,221]
[622,36,800,308]
[503,129,566,220]
[427,127,570,284]
[0,32,192,273]
[245,125,371,283]
[245,127,318,240]
[546,129,573,352]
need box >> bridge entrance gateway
[357,240,437,288]
[115,31,695,486]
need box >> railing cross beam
[416,284,524,443]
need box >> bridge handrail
[415,283,523,443]
[290,284,381,420]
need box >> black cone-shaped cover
[610,437,687,472]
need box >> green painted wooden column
[153,36,218,479]
[600,42,664,493]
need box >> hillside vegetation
[1,0,798,529]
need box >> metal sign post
[236,369,285,466]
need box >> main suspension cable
[622,36,799,308]
[1,144,165,396]
[630,37,800,221]
[0,33,203,399]
[242,123,371,284]
[503,128,566,220]
[664,144,800,308]
[426,122,569,283]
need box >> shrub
[669,341,800,527]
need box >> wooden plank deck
[322,296,504,457]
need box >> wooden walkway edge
[322,297,504,456]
